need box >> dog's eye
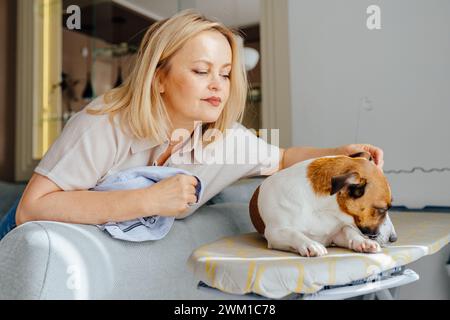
[348,184,365,198]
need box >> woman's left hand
[335,143,384,170]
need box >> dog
[249,152,397,257]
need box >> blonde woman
[1,10,384,238]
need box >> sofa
[0,177,265,300]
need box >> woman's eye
[193,70,229,79]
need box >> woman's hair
[87,9,248,146]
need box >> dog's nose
[389,233,398,242]
[359,227,379,237]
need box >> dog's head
[307,152,397,244]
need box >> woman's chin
[196,113,221,124]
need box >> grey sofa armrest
[207,177,265,205]
[0,179,263,300]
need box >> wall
[282,0,450,299]
[0,0,16,182]
[286,0,450,209]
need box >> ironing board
[188,212,450,299]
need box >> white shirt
[34,96,281,219]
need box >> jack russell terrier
[249,152,397,257]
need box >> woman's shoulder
[64,95,123,137]
[227,122,258,137]
[229,121,246,130]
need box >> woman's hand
[334,143,384,170]
[144,174,199,217]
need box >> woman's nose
[208,74,222,91]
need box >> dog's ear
[330,172,361,196]
[348,151,373,162]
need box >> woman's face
[159,30,232,130]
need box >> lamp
[236,35,260,71]
[243,47,260,71]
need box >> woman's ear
[155,70,165,94]
[158,80,165,94]
[159,77,165,94]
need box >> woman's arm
[16,173,198,226]
[16,173,152,226]
[278,143,384,171]
[279,146,338,170]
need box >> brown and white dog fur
[249,152,397,257]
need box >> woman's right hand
[144,174,199,217]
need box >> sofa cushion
[207,177,264,205]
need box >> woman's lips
[202,98,221,107]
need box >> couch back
[0,177,264,299]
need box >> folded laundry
[93,166,204,242]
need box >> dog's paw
[350,238,381,253]
[296,240,328,257]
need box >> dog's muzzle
[373,214,398,246]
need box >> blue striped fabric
[93,166,204,242]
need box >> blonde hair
[87,9,248,146]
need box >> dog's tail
[249,186,266,235]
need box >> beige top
[34,96,282,219]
